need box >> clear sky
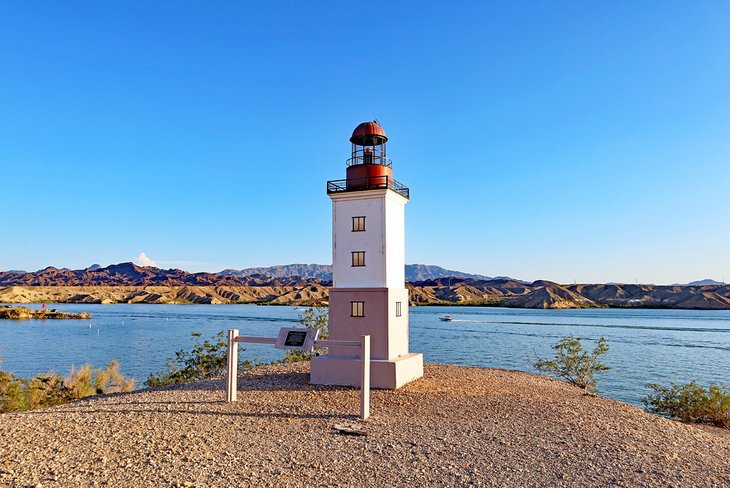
[1,2,728,284]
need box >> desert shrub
[63,364,96,399]
[281,306,329,363]
[63,361,136,399]
[642,381,730,428]
[1,359,135,413]
[532,336,610,393]
[27,373,67,409]
[92,360,136,394]
[0,356,26,412]
[146,331,253,387]
[0,370,28,413]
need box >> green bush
[642,381,730,428]
[281,306,329,363]
[0,370,28,413]
[146,331,253,387]
[532,336,610,393]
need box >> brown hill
[406,278,730,310]
[508,284,595,309]
[0,285,330,306]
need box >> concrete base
[310,352,423,390]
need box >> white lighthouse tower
[310,121,424,389]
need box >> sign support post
[226,328,371,419]
[360,334,370,419]
[226,329,239,402]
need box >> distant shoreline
[1,284,729,310]
[0,305,91,320]
[2,262,728,309]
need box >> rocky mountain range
[219,263,496,282]
[675,279,726,286]
[1,263,728,309]
[220,264,334,280]
[406,277,730,310]
[0,263,326,287]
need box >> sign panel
[274,327,319,351]
[284,330,307,347]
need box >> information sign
[274,327,319,351]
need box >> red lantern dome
[346,120,392,191]
[350,121,388,146]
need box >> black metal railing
[346,155,393,167]
[327,176,410,199]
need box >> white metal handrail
[226,330,371,419]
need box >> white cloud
[135,252,157,267]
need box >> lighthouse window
[395,302,402,317]
[351,251,365,267]
[351,301,365,317]
[352,216,366,232]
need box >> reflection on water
[0,304,728,406]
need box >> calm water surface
[1,304,728,406]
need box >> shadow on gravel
[21,407,349,420]
[76,400,224,406]
[167,373,360,394]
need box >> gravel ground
[0,363,728,487]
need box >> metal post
[360,335,370,420]
[226,329,239,402]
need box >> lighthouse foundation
[309,287,423,389]
[310,352,423,389]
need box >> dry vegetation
[643,381,730,428]
[0,359,134,413]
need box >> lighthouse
[310,121,424,389]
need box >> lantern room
[326,121,409,198]
[346,121,392,190]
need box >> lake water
[1,304,728,407]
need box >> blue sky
[1,2,728,284]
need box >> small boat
[439,315,453,322]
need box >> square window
[351,301,365,317]
[395,301,402,317]
[352,216,366,232]
[351,251,365,267]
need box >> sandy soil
[0,363,728,487]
